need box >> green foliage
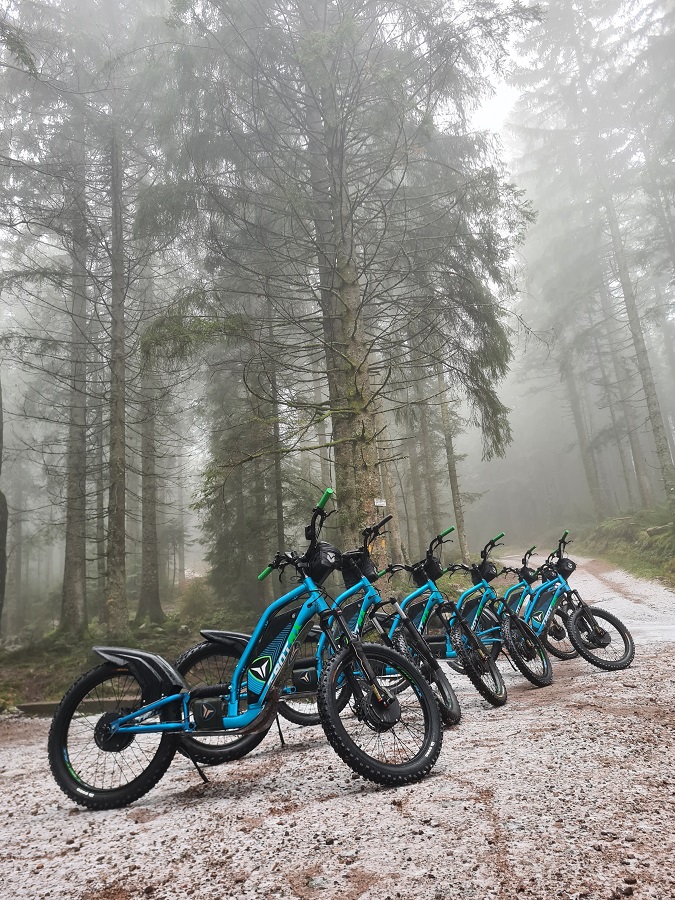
[580,513,675,588]
[177,578,216,623]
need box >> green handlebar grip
[317,487,333,509]
[439,526,455,538]
[258,566,273,581]
[527,545,536,554]
[492,532,505,542]
[376,569,387,579]
[562,529,569,539]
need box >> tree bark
[598,283,654,508]
[60,136,88,636]
[104,123,128,636]
[437,367,470,563]
[562,358,606,520]
[305,33,379,547]
[136,367,164,623]
[0,373,7,636]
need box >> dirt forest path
[1,557,674,900]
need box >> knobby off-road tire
[48,664,178,810]
[449,622,507,707]
[175,642,270,763]
[317,644,442,786]
[567,606,635,671]
[392,631,461,727]
[541,599,578,660]
[445,607,502,675]
[501,614,553,688]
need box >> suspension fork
[318,607,394,706]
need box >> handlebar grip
[375,569,387,579]
[376,514,393,529]
[316,487,333,509]
[258,566,273,581]
[439,526,455,538]
[561,529,569,540]
[491,532,505,542]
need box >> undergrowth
[578,510,675,588]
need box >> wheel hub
[357,689,402,732]
[94,711,136,753]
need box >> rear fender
[93,646,187,703]
[199,630,251,653]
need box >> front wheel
[48,664,178,810]
[317,643,442,786]
[502,614,553,688]
[449,622,507,707]
[567,606,635,671]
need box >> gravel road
[1,558,674,900]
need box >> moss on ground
[578,511,675,588]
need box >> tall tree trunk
[104,123,128,636]
[0,373,7,636]
[437,367,470,563]
[596,168,675,514]
[372,377,404,565]
[598,284,654,508]
[60,141,88,636]
[569,17,675,517]
[592,329,637,510]
[562,358,606,520]
[267,318,285,555]
[94,385,107,623]
[136,367,164,624]
[305,54,379,546]
[9,469,23,633]
[412,364,441,538]
[313,372,332,490]
[404,406,425,559]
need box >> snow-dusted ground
[2,558,674,900]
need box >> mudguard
[200,626,323,651]
[199,630,251,652]
[93,646,187,703]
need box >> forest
[0,0,673,649]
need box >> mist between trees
[0,0,672,644]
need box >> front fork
[318,607,394,707]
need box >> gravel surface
[1,557,674,900]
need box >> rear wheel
[317,643,442,785]
[568,606,635,671]
[542,604,578,660]
[392,631,461,727]
[449,622,507,707]
[502,615,553,687]
[445,607,501,675]
[48,664,178,810]
[175,642,270,764]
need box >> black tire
[48,664,178,810]
[567,606,635,671]
[502,614,553,688]
[445,607,501,675]
[540,595,578,660]
[317,643,442,785]
[449,622,507,707]
[392,631,461,727]
[175,642,270,764]
[276,631,323,726]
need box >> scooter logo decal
[250,657,272,682]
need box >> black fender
[93,646,187,703]
[199,630,251,653]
